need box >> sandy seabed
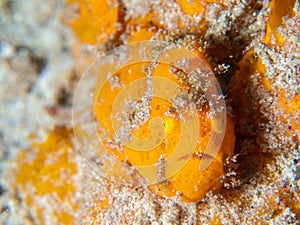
[0,0,299,224]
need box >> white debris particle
[1,0,299,224]
[106,73,122,90]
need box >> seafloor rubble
[0,0,299,224]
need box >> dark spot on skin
[177,154,192,161]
